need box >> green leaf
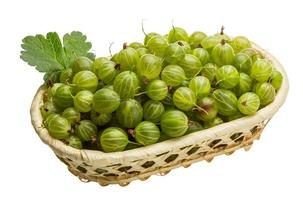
[46,32,67,67]
[63,31,93,66]
[20,34,65,72]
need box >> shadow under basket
[30,43,289,187]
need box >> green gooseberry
[161,93,174,106]
[60,68,73,83]
[161,65,186,87]
[237,92,260,115]
[186,120,204,134]
[116,99,143,128]
[129,42,144,49]
[117,46,139,71]
[204,117,224,128]
[192,48,210,65]
[47,114,71,139]
[215,26,231,41]
[146,35,169,57]
[75,120,98,142]
[70,57,93,73]
[173,87,197,111]
[53,85,74,108]
[212,89,238,116]
[189,31,207,48]
[164,43,185,64]
[175,41,192,54]
[189,76,211,98]
[240,48,263,63]
[137,54,162,81]
[168,27,189,43]
[235,73,253,96]
[102,84,113,90]
[160,110,188,137]
[44,113,60,129]
[194,96,218,122]
[200,35,221,52]
[93,57,109,73]
[62,107,81,125]
[179,54,202,78]
[230,36,251,53]
[269,69,283,90]
[100,127,129,152]
[66,135,83,149]
[40,100,61,119]
[233,53,252,73]
[143,100,165,123]
[200,63,218,83]
[72,70,98,93]
[113,71,140,99]
[250,59,273,82]
[95,61,119,84]
[144,32,160,45]
[216,65,239,89]
[146,80,168,101]
[90,110,112,126]
[211,40,235,66]
[49,83,64,97]
[134,121,160,146]
[134,93,149,105]
[92,88,120,114]
[74,90,93,112]
[255,82,276,106]
[136,47,150,57]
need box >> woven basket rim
[30,43,289,162]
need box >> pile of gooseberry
[41,26,283,152]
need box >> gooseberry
[116,99,143,128]
[179,54,202,78]
[100,127,129,152]
[146,80,168,101]
[212,89,238,116]
[211,40,235,66]
[160,110,188,137]
[92,88,120,114]
[173,87,196,111]
[74,90,93,112]
[137,54,162,81]
[161,65,186,87]
[255,82,276,106]
[134,121,160,146]
[250,59,273,82]
[113,71,140,99]
[90,110,112,126]
[75,120,98,142]
[143,100,165,123]
[72,70,98,93]
[216,65,239,89]
[188,76,211,98]
[189,31,207,48]
[237,92,260,115]
[70,57,93,73]
[62,107,81,125]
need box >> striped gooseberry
[146,80,168,101]
[74,90,93,112]
[173,87,196,111]
[92,88,120,114]
[167,27,189,43]
[216,65,239,89]
[90,110,112,126]
[188,76,211,98]
[62,107,81,125]
[143,100,165,123]
[113,71,140,99]
[160,110,188,137]
[116,99,143,128]
[100,127,129,152]
[179,54,202,78]
[237,92,260,115]
[75,120,98,142]
[212,89,238,116]
[161,65,186,87]
[72,70,98,93]
[134,121,160,146]
[137,54,162,81]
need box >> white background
[0,0,302,199]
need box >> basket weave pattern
[30,44,288,186]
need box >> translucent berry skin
[136,47,150,57]
[146,80,168,101]
[93,57,110,73]
[90,110,112,126]
[116,99,143,128]
[192,48,210,65]
[160,110,188,137]
[100,127,129,152]
[144,32,160,45]
[117,47,139,72]
[66,135,83,149]
[211,42,235,66]
[237,92,260,115]
[164,43,185,64]
[255,82,276,106]
[235,73,253,97]
[173,87,196,111]
[250,59,273,82]
[62,107,81,125]
[134,121,160,146]
[216,65,239,89]
[72,70,98,93]
[270,69,283,90]
[40,100,61,119]
[161,65,186,87]
[176,41,192,54]
[75,120,98,142]
[129,42,144,49]
[143,100,165,123]
[194,97,218,122]
[95,61,118,84]
[92,88,120,114]
[240,48,263,63]
[189,31,207,48]
[53,85,74,109]
[186,120,204,134]
[113,71,140,99]
[200,63,218,83]
[204,117,224,129]
[74,90,94,112]
[146,35,168,57]
[168,27,189,43]
[189,76,211,98]
[233,53,252,74]
[212,89,238,116]
[47,114,71,139]
[200,35,221,51]
[70,57,93,74]
[230,36,251,53]
[49,83,64,97]
[179,54,202,78]
[60,68,73,83]
[137,54,162,81]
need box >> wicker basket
[30,43,289,186]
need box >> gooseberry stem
[221,39,226,45]
[193,104,209,114]
[220,25,225,35]
[127,129,135,137]
[123,42,128,49]
[135,91,147,96]
[128,141,142,146]
[109,42,114,57]
[141,19,147,36]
